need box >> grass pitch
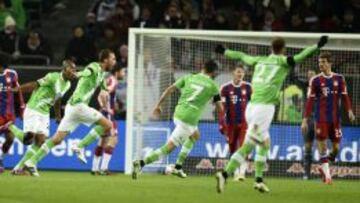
[0,171,359,203]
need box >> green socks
[175,137,196,166]
[29,139,55,165]
[14,144,40,170]
[144,144,172,165]
[225,143,254,175]
[9,124,24,142]
[78,125,105,149]
[254,145,269,178]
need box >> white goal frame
[125,28,360,174]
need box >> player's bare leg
[173,131,200,178]
[24,131,69,177]
[132,141,176,180]
[317,140,332,184]
[73,117,112,164]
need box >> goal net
[125,29,360,179]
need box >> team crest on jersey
[242,90,247,95]
[230,91,234,95]
[6,77,11,83]
[321,83,325,87]
[334,81,338,86]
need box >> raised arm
[215,45,259,66]
[287,36,328,66]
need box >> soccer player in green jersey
[24,49,116,176]
[215,36,329,193]
[132,59,223,179]
[9,60,76,175]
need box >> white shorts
[169,119,198,146]
[23,107,50,136]
[57,103,104,133]
[244,103,275,143]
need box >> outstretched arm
[14,81,39,93]
[287,36,328,66]
[216,45,259,66]
[152,84,177,118]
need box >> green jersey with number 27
[174,73,219,126]
[225,45,319,104]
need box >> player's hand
[11,87,19,92]
[301,119,309,135]
[219,124,226,135]
[348,110,355,123]
[317,35,328,48]
[152,106,162,119]
[215,44,226,55]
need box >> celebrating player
[9,60,76,175]
[215,35,329,193]
[132,59,223,179]
[23,49,116,176]
[301,52,355,185]
[89,66,125,175]
[218,65,251,181]
[0,55,25,173]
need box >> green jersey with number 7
[174,73,219,126]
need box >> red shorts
[315,122,342,143]
[0,114,16,133]
[225,124,247,154]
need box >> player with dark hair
[215,36,329,193]
[219,65,251,181]
[89,66,125,175]
[301,51,355,185]
[9,59,76,175]
[132,59,223,179]
[0,55,25,173]
[23,49,117,176]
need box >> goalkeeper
[215,36,328,193]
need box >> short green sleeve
[37,73,55,87]
[175,75,188,89]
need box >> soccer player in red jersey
[301,52,355,185]
[219,65,252,181]
[0,56,25,173]
[90,66,125,175]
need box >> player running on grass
[132,59,223,179]
[0,55,25,173]
[218,65,251,181]
[301,51,355,185]
[89,66,125,175]
[215,35,329,193]
[24,49,116,176]
[9,60,76,175]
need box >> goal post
[125,28,360,179]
